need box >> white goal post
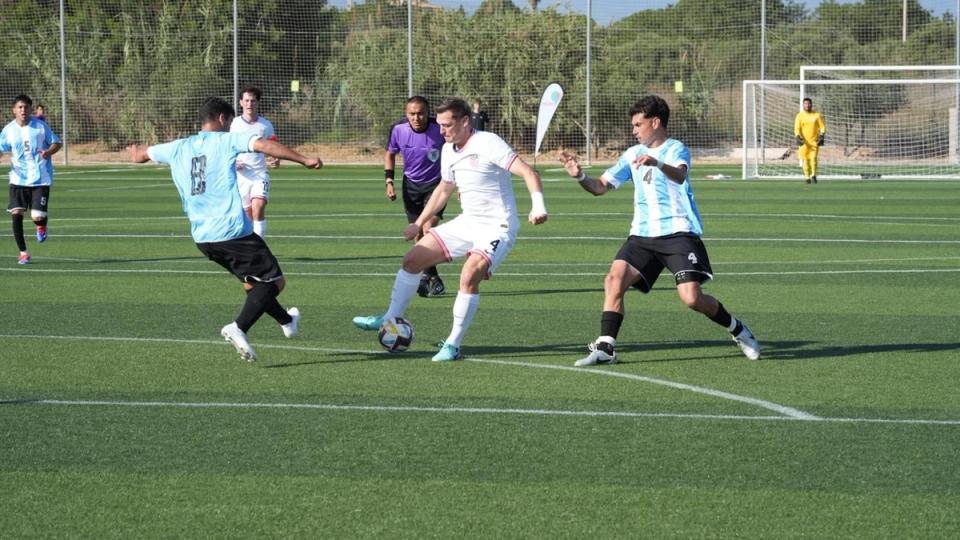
[742,78,960,179]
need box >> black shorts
[615,233,714,293]
[402,177,445,223]
[8,185,50,213]
[196,233,283,284]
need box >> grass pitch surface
[2,163,959,537]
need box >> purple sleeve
[387,124,401,154]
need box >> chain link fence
[1,0,957,164]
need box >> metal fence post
[59,0,68,166]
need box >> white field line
[25,255,960,266]
[23,232,960,244]
[46,211,960,222]
[64,183,169,193]
[3,267,960,278]
[469,358,818,419]
[26,255,960,266]
[3,398,958,426]
[2,333,959,426]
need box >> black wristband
[385,169,395,181]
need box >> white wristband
[530,191,547,215]
[655,160,665,170]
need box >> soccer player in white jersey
[559,95,760,365]
[128,97,323,362]
[1,94,62,265]
[230,87,278,238]
[353,97,549,362]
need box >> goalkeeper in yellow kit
[794,97,826,184]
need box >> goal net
[742,79,960,179]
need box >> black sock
[600,311,624,341]
[236,281,292,332]
[235,287,266,333]
[709,303,743,335]
[12,215,26,252]
[424,266,439,279]
[34,217,47,227]
[262,284,293,325]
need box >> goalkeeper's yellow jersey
[794,110,826,145]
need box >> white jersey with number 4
[440,131,519,227]
[230,115,275,182]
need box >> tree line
[0,0,955,152]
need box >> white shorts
[428,214,517,277]
[237,172,270,208]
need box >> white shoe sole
[282,308,300,338]
[221,326,256,362]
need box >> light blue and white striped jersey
[602,138,702,237]
[148,131,259,243]
[0,118,61,187]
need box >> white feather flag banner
[534,83,564,156]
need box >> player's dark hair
[407,95,429,109]
[12,94,32,107]
[199,97,235,123]
[436,97,471,119]
[802,97,813,104]
[240,86,262,101]
[629,95,670,128]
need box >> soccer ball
[378,317,414,353]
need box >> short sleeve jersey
[386,119,443,183]
[440,131,519,225]
[148,131,259,243]
[602,138,702,237]
[0,118,61,186]
[230,115,275,181]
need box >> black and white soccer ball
[378,317,414,353]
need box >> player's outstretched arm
[559,149,608,196]
[508,156,548,225]
[253,138,322,169]
[127,144,151,163]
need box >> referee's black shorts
[614,233,714,293]
[402,176,445,223]
[196,233,283,284]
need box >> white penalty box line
[4,397,959,427]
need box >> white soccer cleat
[574,341,617,367]
[282,307,300,338]
[221,322,257,362]
[733,325,761,360]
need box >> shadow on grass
[259,340,960,369]
[759,341,960,361]
[260,350,432,369]
[454,339,960,364]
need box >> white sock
[445,293,479,348]
[384,269,423,320]
[253,220,266,237]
